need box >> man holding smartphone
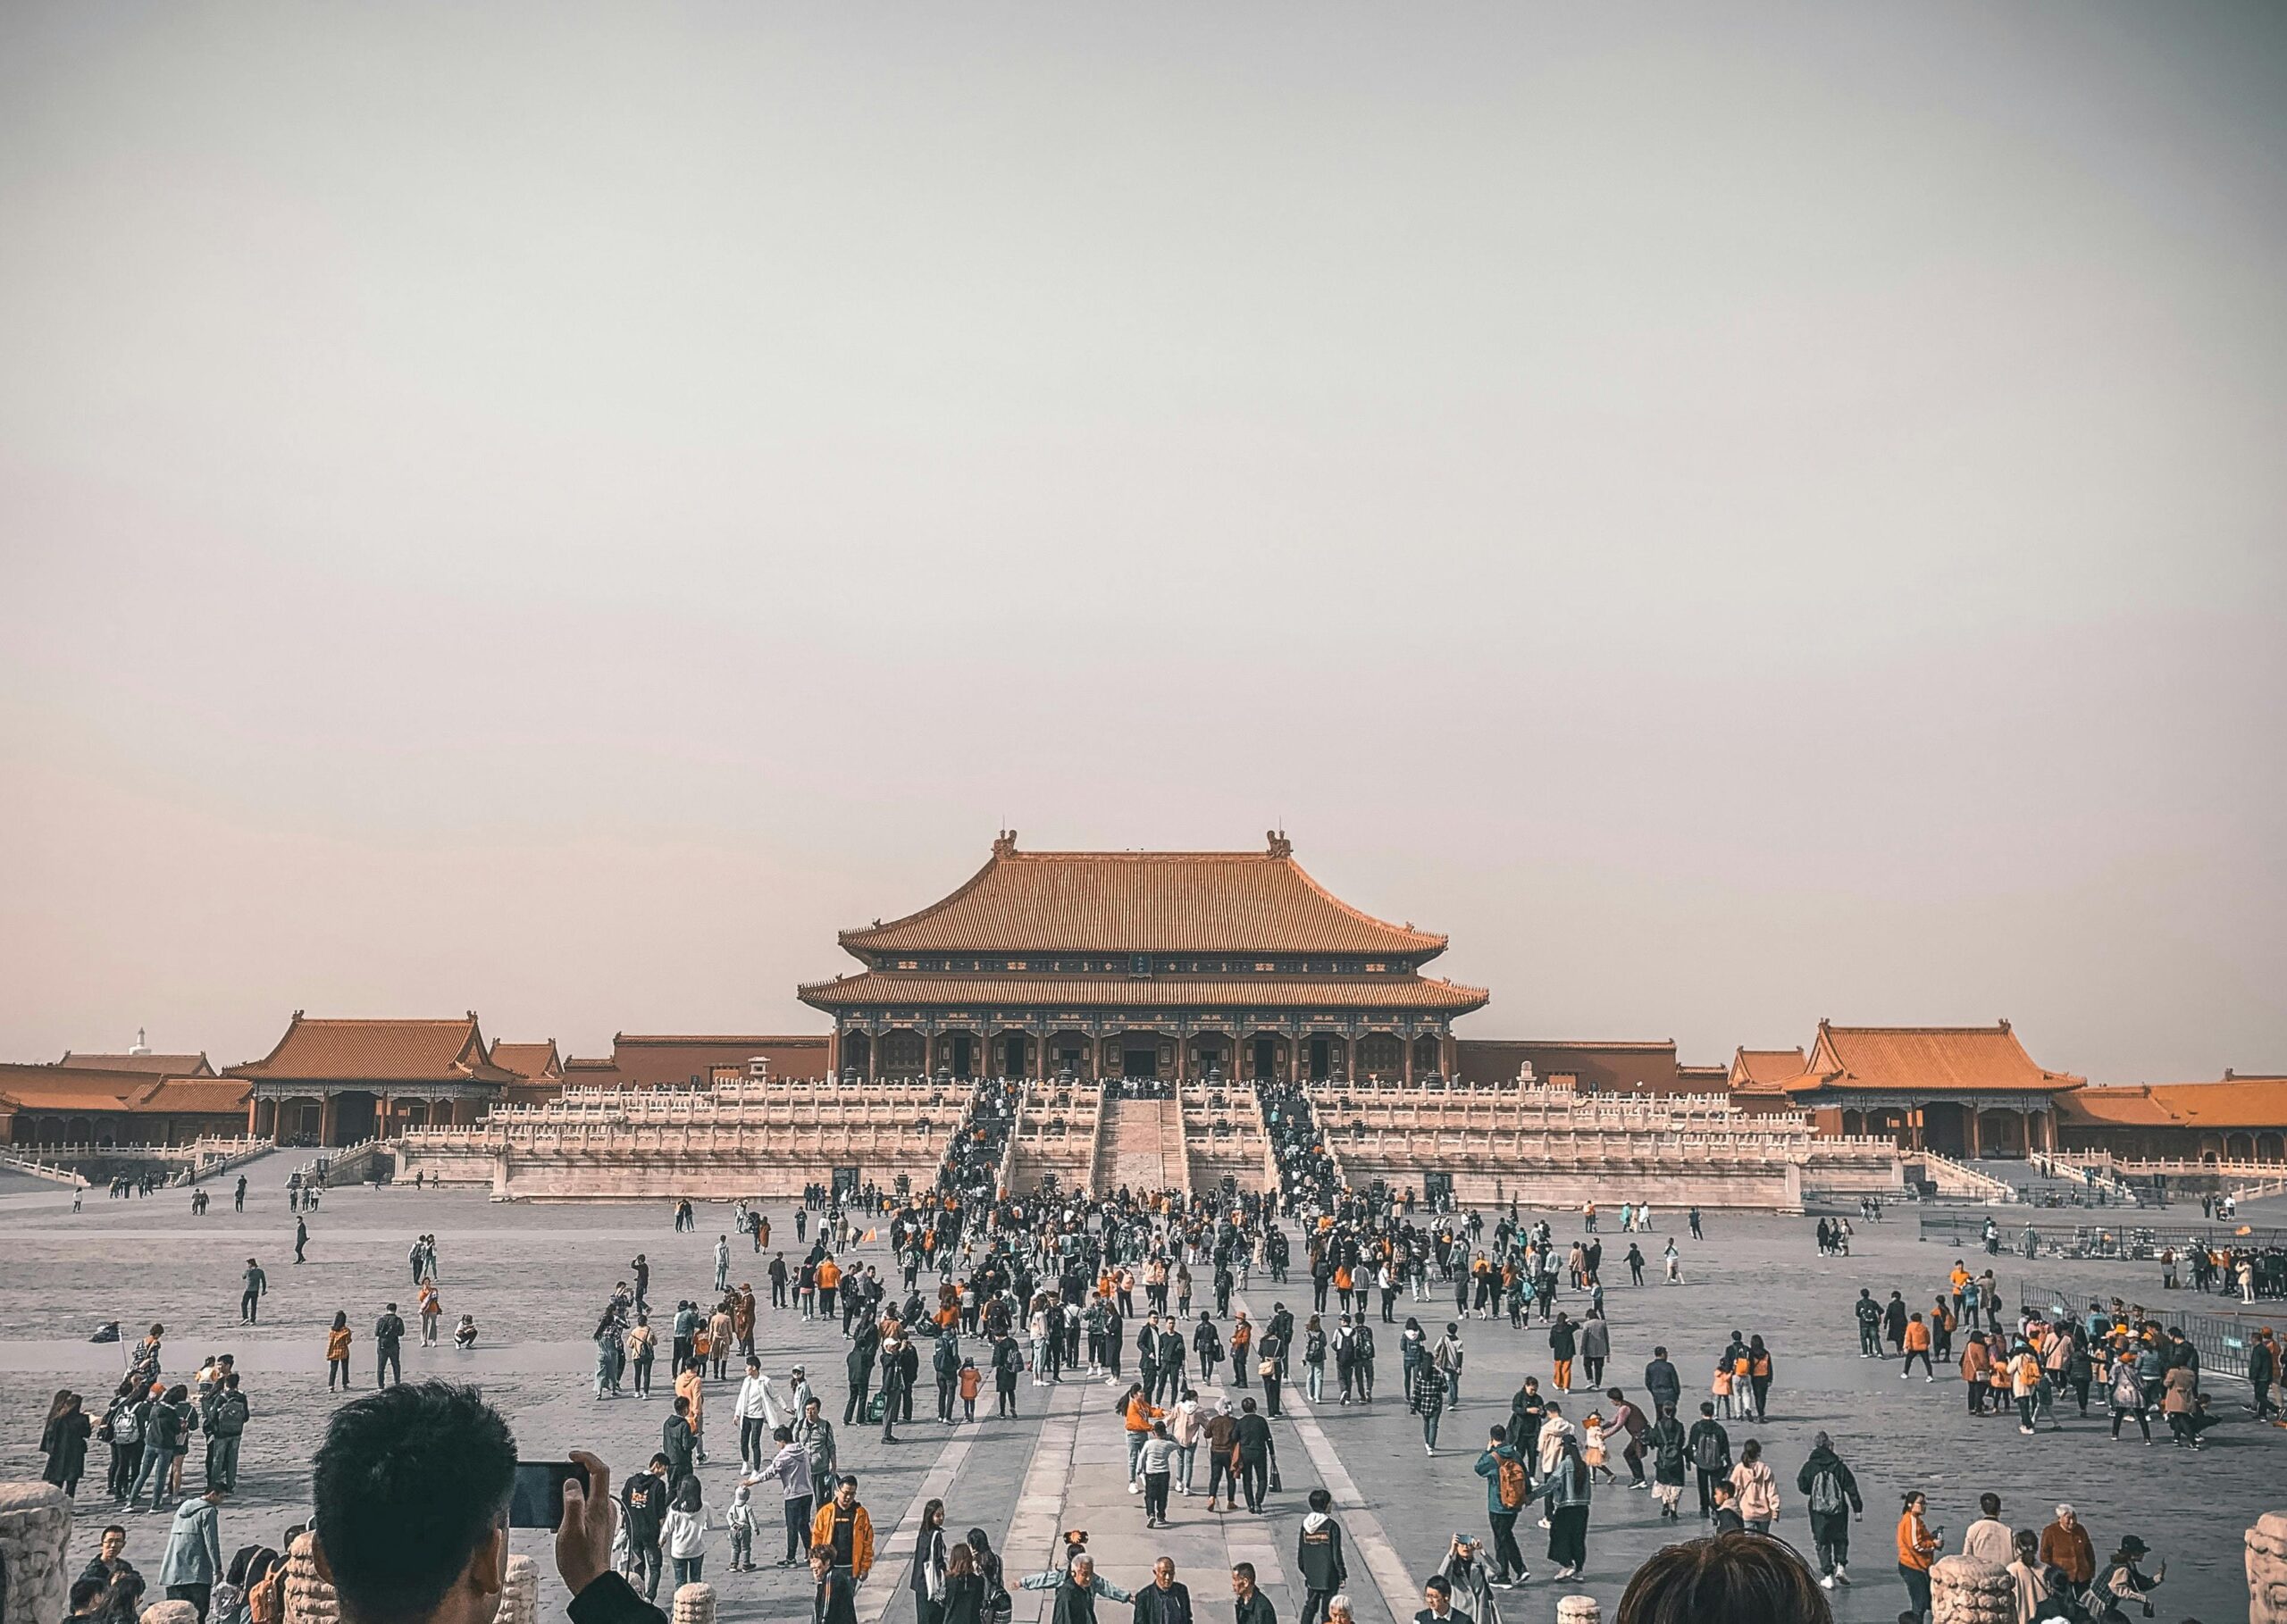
[310,1381,668,1624]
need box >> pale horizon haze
[3,5,2283,1083]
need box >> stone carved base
[0,1481,73,1624]
[2250,1511,2287,1624]
[496,1555,539,1624]
[1930,1555,2012,1624]
[1555,1596,1602,1624]
[284,1532,339,1624]
[671,1582,716,1624]
[139,1602,200,1624]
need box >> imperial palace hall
[798,832,1488,1084]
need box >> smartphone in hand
[509,1461,589,1529]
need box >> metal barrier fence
[1920,1212,2287,1256]
[2015,1277,2257,1382]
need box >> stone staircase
[1965,1156,2095,1202]
[1095,1096,1189,1196]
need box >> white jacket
[665,1504,709,1560]
[735,1373,784,1424]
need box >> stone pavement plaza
[3,1156,2279,1624]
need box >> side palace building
[800,832,1488,1085]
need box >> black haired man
[311,1381,666,1624]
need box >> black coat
[910,1528,948,1599]
[41,1409,91,1485]
[1295,1520,1346,1592]
[1234,1412,1273,1462]
[815,1571,859,1624]
[1132,1580,1193,1624]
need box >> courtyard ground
[2,1156,2278,1624]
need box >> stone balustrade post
[140,1603,201,1624]
[672,1581,717,1624]
[1555,1595,1600,1624]
[1930,1555,2012,1624]
[2251,1511,2287,1624]
[284,1532,339,1624]
[0,1481,72,1624]
[494,1556,539,1624]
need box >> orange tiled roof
[839,836,1446,958]
[1728,1046,1808,1096]
[129,1076,251,1114]
[0,1063,152,1112]
[1785,1022,2082,1096]
[58,1051,216,1077]
[2059,1076,2287,1131]
[800,970,1488,1013]
[0,1064,246,1115]
[2056,1087,2177,1127]
[488,1041,563,1081]
[227,1014,519,1084]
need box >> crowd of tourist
[27,1073,2279,1624]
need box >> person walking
[1683,1401,1730,1522]
[293,1218,307,1265]
[619,1454,670,1602]
[1412,1354,1447,1453]
[1646,1403,1688,1522]
[157,1485,224,1621]
[737,1357,781,1470]
[758,1426,812,1568]
[1233,1398,1274,1514]
[1132,1557,1193,1624]
[1471,1425,1530,1586]
[239,1261,266,1326]
[809,1477,875,1584]
[1529,1429,1592,1582]
[1797,1431,1863,1588]
[1547,1313,1577,1393]
[664,1474,710,1586]
[1728,1439,1779,1534]
[1139,1422,1179,1528]
[1295,1490,1348,1624]
[1579,1311,1610,1389]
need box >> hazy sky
[4,5,2283,1082]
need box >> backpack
[211,1394,248,1438]
[1495,1452,1527,1509]
[1690,1427,1726,1472]
[1808,1468,1844,1515]
[112,1402,142,1445]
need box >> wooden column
[1965,1104,1981,1159]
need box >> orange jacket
[815,1259,842,1290]
[810,1501,875,1578]
[1898,1512,1939,1570]
[1904,1320,1931,1352]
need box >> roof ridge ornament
[993,829,1018,857]
[1266,829,1292,859]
